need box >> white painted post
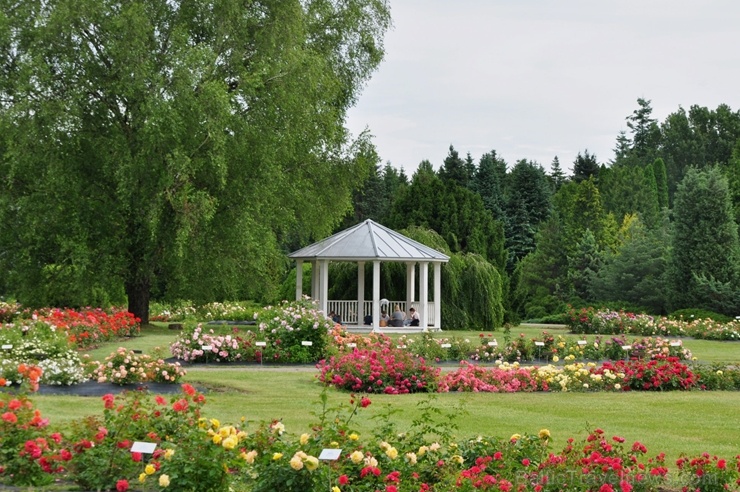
[357,261,365,325]
[434,262,442,330]
[311,260,319,301]
[406,262,415,312]
[320,259,329,314]
[419,262,429,329]
[295,260,303,301]
[372,260,380,332]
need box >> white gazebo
[288,219,450,331]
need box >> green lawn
[35,322,740,468]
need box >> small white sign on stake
[488,340,498,347]
[577,340,587,346]
[346,343,357,348]
[534,341,545,347]
[131,442,157,454]
[669,341,681,347]
[201,345,213,351]
[396,345,407,349]
[301,341,313,346]
[255,341,267,347]
[1,344,12,350]
[621,345,632,351]
[318,448,342,461]
[440,343,452,348]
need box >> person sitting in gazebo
[390,304,405,327]
[404,307,420,327]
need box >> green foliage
[0,0,391,322]
[390,159,506,270]
[669,167,740,314]
[653,157,669,209]
[567,229,602,302]
[591,216,670,314]
[572,149,600,182]
[504,160,552,269]
[442,253,504,331]
[438,145,473,188]
[668,309,732,323]
[472,150,508,221]
[512,214,569,319]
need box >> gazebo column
[372,260,380,332]
[405,262,415,311]
[295,260,303,301]
[311,260,319,301]
[434,262,442,330]
[357,261,365,325]
[319,259,329,314]
[419,262,429,329]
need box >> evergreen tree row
[341,100,740,325]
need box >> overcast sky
[345,0,740,176]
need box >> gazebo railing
[327,300,435,326]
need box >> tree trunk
[126,278,150,325]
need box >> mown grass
[39,322,740,468]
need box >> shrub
[676,453,740,492]
[87,347,187,385]
[317,347,440,394]
[65,384,243,492]
[0,368,65,487]
[669,308,732,323]
[439,361,541,393]
[170,325,260,363]
[255,299,334,363]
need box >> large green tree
[503,159,552,270]
[668,167,740,314]
[0,0,390,322]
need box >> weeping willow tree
[442,253,504,331]
[325,226,505,330]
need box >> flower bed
[3,385,740,491]
[439,357,740,393]
[170,299,335,364]
[567,307,740,341]
[316,346,440,394]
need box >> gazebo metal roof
[288,219,449,263]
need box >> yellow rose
[350,450,364,464]
[330,441,339,448]
[300,433,310,445]
[538,429,551,440]
[212,434,222,445]
[349,432,359,441]
[304,456,319,471]
[210,418,220,429]
[332,487,341,492]
[429,442,441,451]
[385,447,398,460]
[222,435,238,450]
[145,464,156,475]
[405,452,417,465]
[418,445,428,456]
[138,473,147,484]
[244,450,258,464]
[452,454,464,464]
[164,448,175,460]
[364,456,378,468]
[552,356,559,363]
[379,441,390,451]
[510,434,521,442]
[273,452,283,460]
[290,455,304,470]
[158,474,170,487]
